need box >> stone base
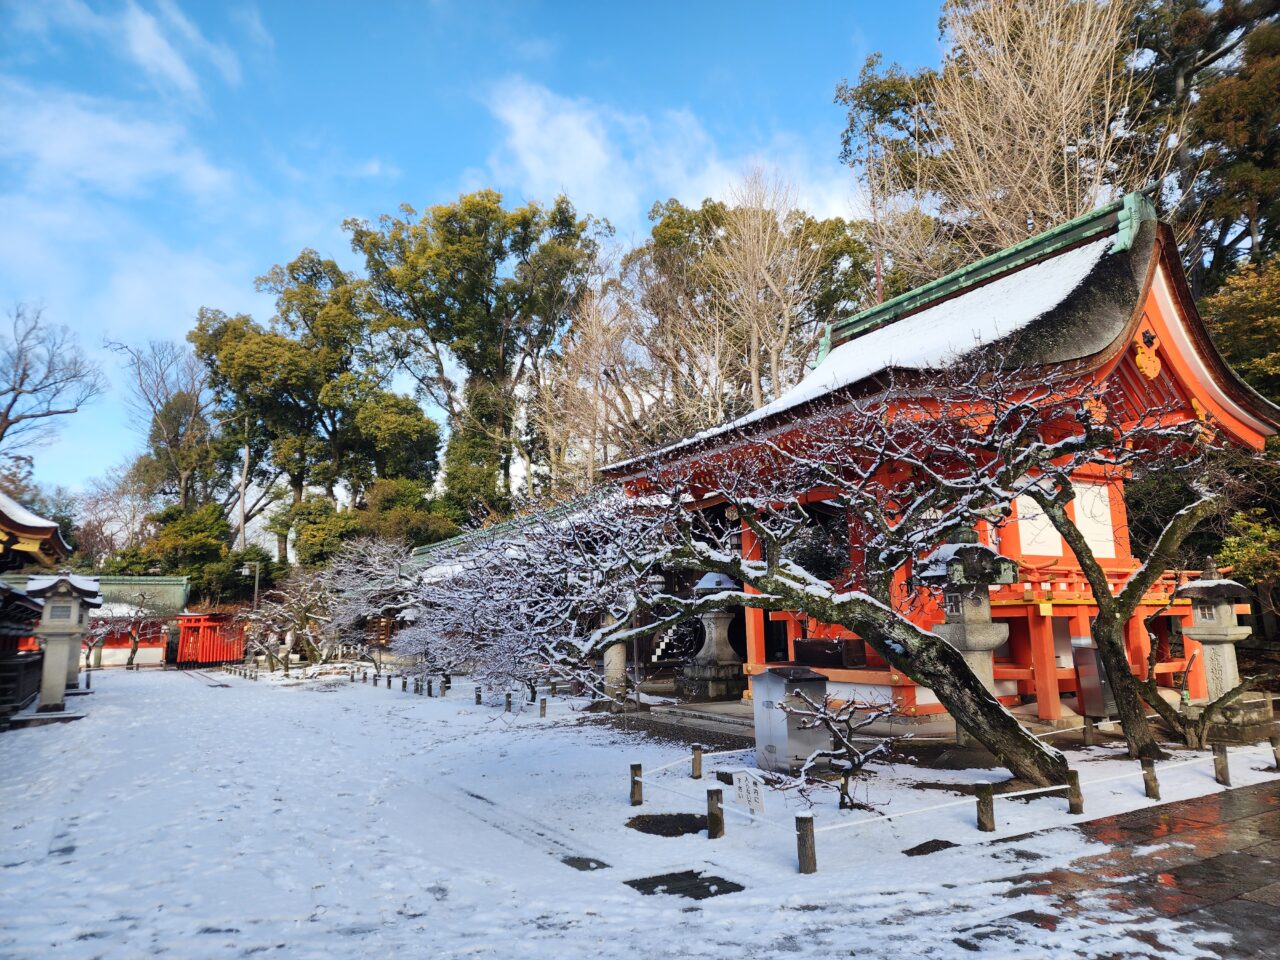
[1186,694,1277,744]
[676,661,747,702]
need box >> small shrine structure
[604,192,1280,724]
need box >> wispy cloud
[7,0,244,101]
[483,77,857,241]
[0,78,231,199]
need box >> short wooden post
[630,763,643,806]
[1270,735,1280,772]
[427,678,434,697]
[1066,769,1084,815]
[385,675,391,690]
[539,698,547,718]
[796,814,817,874]
[1141,758,1160,800]
[440,678,447,696]
[402,677,408,692]
[505,692,512,713]
[475,685,482,705]
[1213,743,1231,786]
[362,671,368,683]
[549,680,558,696]
[85,670,91,691]
[975,783,996,832]
[349,670,355,683]
[707,789,724,839]
[1083,717,1096,747]
[692,744,704,780]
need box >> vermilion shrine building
[605,193,1280,723]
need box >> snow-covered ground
[2,670,1275,959]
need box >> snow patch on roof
[611,233,1117,470]
[0,488,60,531]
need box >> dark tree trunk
[861,619,1070,786]
[1092,613,1165,760]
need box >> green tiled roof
[820,191,1157,358]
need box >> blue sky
[0,0,943,492]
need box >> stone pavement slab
[999,780,1280,958]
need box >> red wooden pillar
[1028,610,1061,721]
[740,522,766,667]
[1126,615,1150,679]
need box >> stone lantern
[27,572,103,713]
[676,572,747,701]
[1177,565,1253,700]
[919,533,1019,696]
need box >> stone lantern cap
[917,541,1018,588]
[26,571,104,607]
[694,572,741,595]
[1175,567,1251,603]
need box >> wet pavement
[1000,779,1280,958]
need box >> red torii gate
[176,613,244,665]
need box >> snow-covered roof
[26,572,104,606]
[0,488,60,531]
[609,232,1117,472]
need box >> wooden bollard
[975,783,996,832]
[630,763,643,806]
[539,698,547,718]
[362,671,368,683]
[427,678,434,697]
[796,815,817,874]
[475,686,482,705]
[1083,717,1096,747]
[1141,758,1160,800]
[1271,735,1280,771]
[692,744,703,780]
[385,675,391,690]
[550,680,558,696]
[1213,743,1231,786]
[1066,770,1083,815]
[402,677,408,692]
[440,679,447,696]
[505,692,512,713]
[349,670,355,683]
[85,670,91,691]
[707,789,724,839]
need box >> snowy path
[1,671,1270,959]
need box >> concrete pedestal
[65,642,80,690]
[38,636,78,712]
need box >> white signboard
[732,771,766,815]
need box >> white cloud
[483,77,858,241]
[0,78,230,200]
[6,0,242,101]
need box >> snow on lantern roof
[1176,577,1252,603]
[694,571,740,594]
[25,571,104,607]
[916,542,1018,586]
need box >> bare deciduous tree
[852,0,1177,283]
[707,169,826,409]
[0,304,104,459]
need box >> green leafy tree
[347,190,603,517]
[355,478,459,546]
[271,496,361,568]
[1127,1,1279,295]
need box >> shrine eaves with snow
[604,192,1280,724]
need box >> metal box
[751,667,831,774]
[1071,637,1117,718]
